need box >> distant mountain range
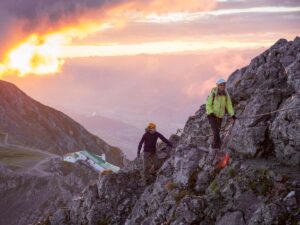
[69,113,143,160]
[0,80,124,166]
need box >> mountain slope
[0,80,123,166]
[70,113,142,159]
[41,37,300,225]
[0,144,51,171]
[0,155,98,225]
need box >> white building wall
[63,151,118,172]
[87,159,105,172]
[77,153,87,161]
[63,156,77,163]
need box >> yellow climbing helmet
[148,123,156,129]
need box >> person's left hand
[232,115,237,120]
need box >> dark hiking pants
[207,115,223,149]
[142,152,158,184]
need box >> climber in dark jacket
[138,123,172,155]
[138,123,172,184]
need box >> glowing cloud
[127,0,216,13]
[2,35,65,76]
[138,6,300,23]
[0,0,216,77]
[60,40,273,58]
[0,23,112,76]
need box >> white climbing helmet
[216,78,226,85]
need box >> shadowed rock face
[0,80,124,224]
[0,159,98,225]
[226,37,300,163]
[40,37,300,225]
[0,80,124,166]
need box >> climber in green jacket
[206,78,236,149]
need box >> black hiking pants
[207,115,223,149]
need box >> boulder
[216,211,245,225]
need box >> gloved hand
[232,115,237,120]
[208,113,215,117]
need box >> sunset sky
[1,0,299,143]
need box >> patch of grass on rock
[165,181,178,191]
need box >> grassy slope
[0,146,49,171]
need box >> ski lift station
[63,150,120,173]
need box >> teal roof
[81,151,119,172]
[81,151,106,164]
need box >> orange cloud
[121,0,216,13]
[151,0,216,12]
[1,0,217,56]
[0,0,217,77]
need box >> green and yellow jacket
[206,87,235,118]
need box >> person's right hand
[209,113,215,117]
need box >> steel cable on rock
[197,106,300,138]
[236,106,300,120]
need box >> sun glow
[0,23,111,77]
[2,34,66,77]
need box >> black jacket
[138,131,172,154]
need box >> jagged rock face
[270,93,300,165]
[226,37,300,165]
[0,81,124,166]
[0,159,97,225]
[46,37,300,225]
[67,170,144,225]
[46,136,180,225]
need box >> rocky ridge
[0,158,98,225]
[45,37,300,225]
